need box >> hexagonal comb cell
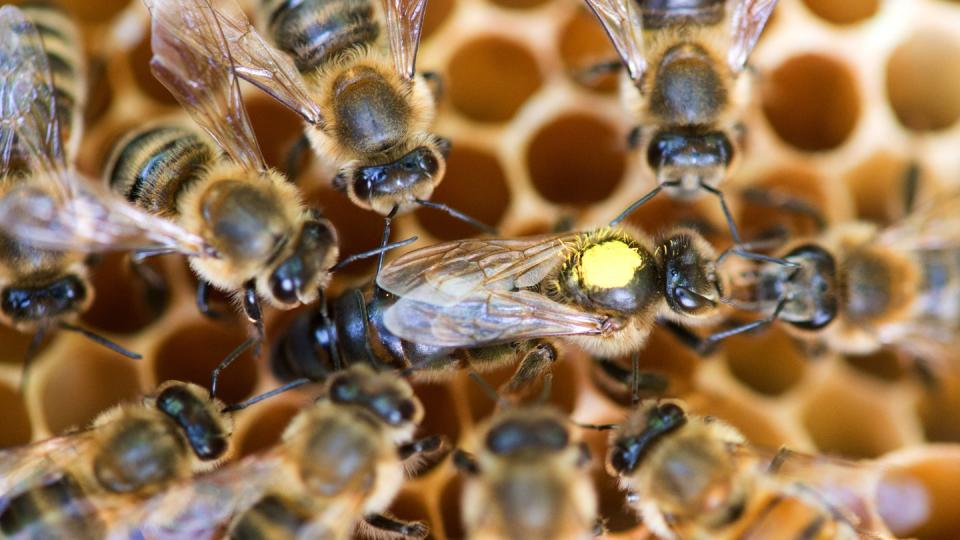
[6,0,960,537]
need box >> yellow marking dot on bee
[580,241,643,288]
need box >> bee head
[326,365,423,427]
[1,274,91,324]
[657,231,721,318]
[559,230,661,316]
[607,401,686,475]
[348,138,449,215]
[485,411,571,457]
[775,244,838,329]
[266,216,338,307]
[646,129,734,199]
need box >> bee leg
[127,252,169,315]
[196,280,224,320]
[362,513,429,539]
[19,325,48,395]
[573,59,622,86]
[452,449,480,475]
[738,186,827,232]
[242,280,265,356]
[399,435,449,477]
[593,357,669,400]
[283,134,312,183]
[421,70,444,101]
[658,319,719,357]
[902,160,921,216]
[500,341,557,397]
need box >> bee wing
[582,0,646,83]
[876,193,960,250]
[733,444,892,537]
[726,0,777,71]
[0,6,69,194]
[145,0,323,127]
[123,452,285,539]
[381,0,428,79]
[0,430,99,508]
[384,289,609,347]
[146,0,267,173]
[0,172,211,256]
[376,233,577,306]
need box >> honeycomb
[3,0,960,538]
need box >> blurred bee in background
[452,375,600,540]
[582,0,790,264]
[0,374,305,539]
[149,0,495,274]
[318,225,730,394]
[604,400,893,539]
[721,191,960,374]
[0,3,201,382]
[130,365,443,540]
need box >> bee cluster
[2,0,960,539]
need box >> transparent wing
[0,174,211,256]
[376,233,577,306]
[121,452,284,540]
[147,0,266,172]
[0,430,98,509]
[381,0,428,79]
[877,192,960,250]
[727,0,777,71]
[145,0,323,126]
[582,0,646,83]
[384,289,610,347]
[733,444,891,537]
[0,6,68,193]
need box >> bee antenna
[210,336,258,399]
[58,322,143,360]
[222,378,309,413]
[415,199,498,235]
[331,236,418,272]
[467,372,509,409]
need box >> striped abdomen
[106,124,216,216]
[0,474,104,540]
[258,0,380,73]
[20,2,87,162]
[230,494,313,539]
[639,0,726,28]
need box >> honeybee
[605,400,893,539]
[0,4,190,371]
[127,365,441,540]
[148,0,494,267]
[358,226,724,392]
[583,0,780,260]
[452,390,599,539]
[722,191,960,367]
[0,376,305,539]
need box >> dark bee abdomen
[106,125,215,216]
[18,2,85,162]
[0,474,104,540]
[231,495,312,540]
[639,0,725,28]
[259,0,380,73]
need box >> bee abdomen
[639,0,725,28]
[0,474,105,539]
[259,0,380,73]
[231,494,312,539]
[106,125,216,216]
[19,2,86,161]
